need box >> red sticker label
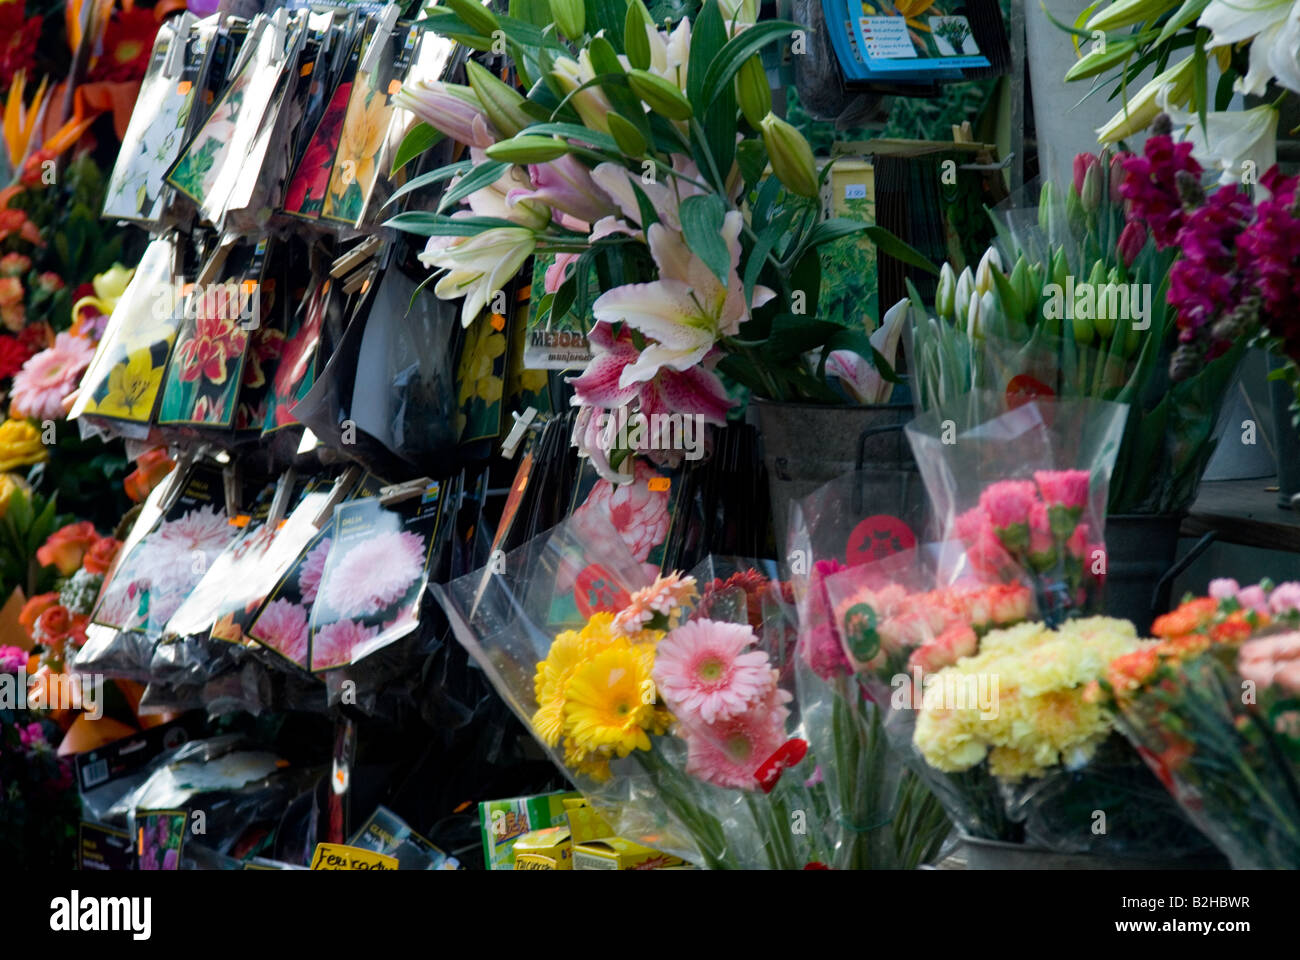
[574,564,631,618]
[755,738,809,793]
[845,515,916,565]
[1005,373,1055,410]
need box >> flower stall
[0,0,1298,909]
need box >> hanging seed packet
[221,14,311,227]
[71,235,183,426]
[245,472,387,669]
[319,23,421,225]
[263,271,335,435]
[165,477,282,639]
[102,19,205,223]
[208,474,334,649]
[307,484,442,672]
[156,238,274,428]
[166,16,291,222]
[282,24,366,220]
[233,243,291,433]
[92,463,238,634]
[348,24,453,227]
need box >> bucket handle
[1151,530,1217,617]
[855,422,908,471]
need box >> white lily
[1166,101,1279,187]
[1199,0,1300,94]
[592,211,774,386]
[419,227,537,327]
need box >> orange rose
[18,592,59,639]
[83,536,122,575]
[124,446,175,503]
[0,276,21,307]
[36,521,99,575]
[37,604,72,641]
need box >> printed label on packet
[310,843,398,870]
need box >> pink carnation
[979,480,1039,529]
[1028,501,1054,557]
[1208,578,1240,601]
[1033,470,1089,510]
[1238,631,1300,695]
[1237,584,1269,615]
[311,618,379,671]
[0,644,26,673]
[1269,582,1300,615]
[9,332,96,420]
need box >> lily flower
[1167,101,1279,188]
[1097,57,1195,143]
[591,211,774,386]
[507,154,615,225]
[419,227,537,327]
[453,149,550,229]
[551,51,616,135]
[391,80,498,148]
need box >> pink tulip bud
[1072,153,1100,197]
[1118,221,1147,267]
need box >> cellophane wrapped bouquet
[1096,579,1300,868]
[787,469,954,869]
[905,394,1125,627]
[436,515,827,869]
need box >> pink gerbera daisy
[318,530,426,617]
[298,537,332,604]
[9,332,96,420]
[682,690,791,790]
[253,598,309,664]
[311,618,378,671]
[653,618,774,725]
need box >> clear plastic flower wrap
[820,548,1221,859]
[1097,584,1300,868]
[905,393,1127,625]
[785,471,955,868]
[435,514,826,869]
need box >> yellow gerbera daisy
[564,642,657,759]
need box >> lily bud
[758,113,820,198]
[607,113,648,156]
[935,262,957,320]
[391,80,498,148]
[445,0,500,38]
[736,55,771,128]
[465,61,532,139]
[625,0,653,69]
[1086,0,1179,32]
[552,52,615,135]
[548,0,585,41]
[628,69,694,121]
[486,135,571,164]
[1097,56,1195,144]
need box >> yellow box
[572,837,686,870]
[562,798,615,844]
[511,827,572,870]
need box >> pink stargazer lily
[569,321,734,424]
[391,80,498,149]
[508,155,615,225]
[591,210,774,386]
